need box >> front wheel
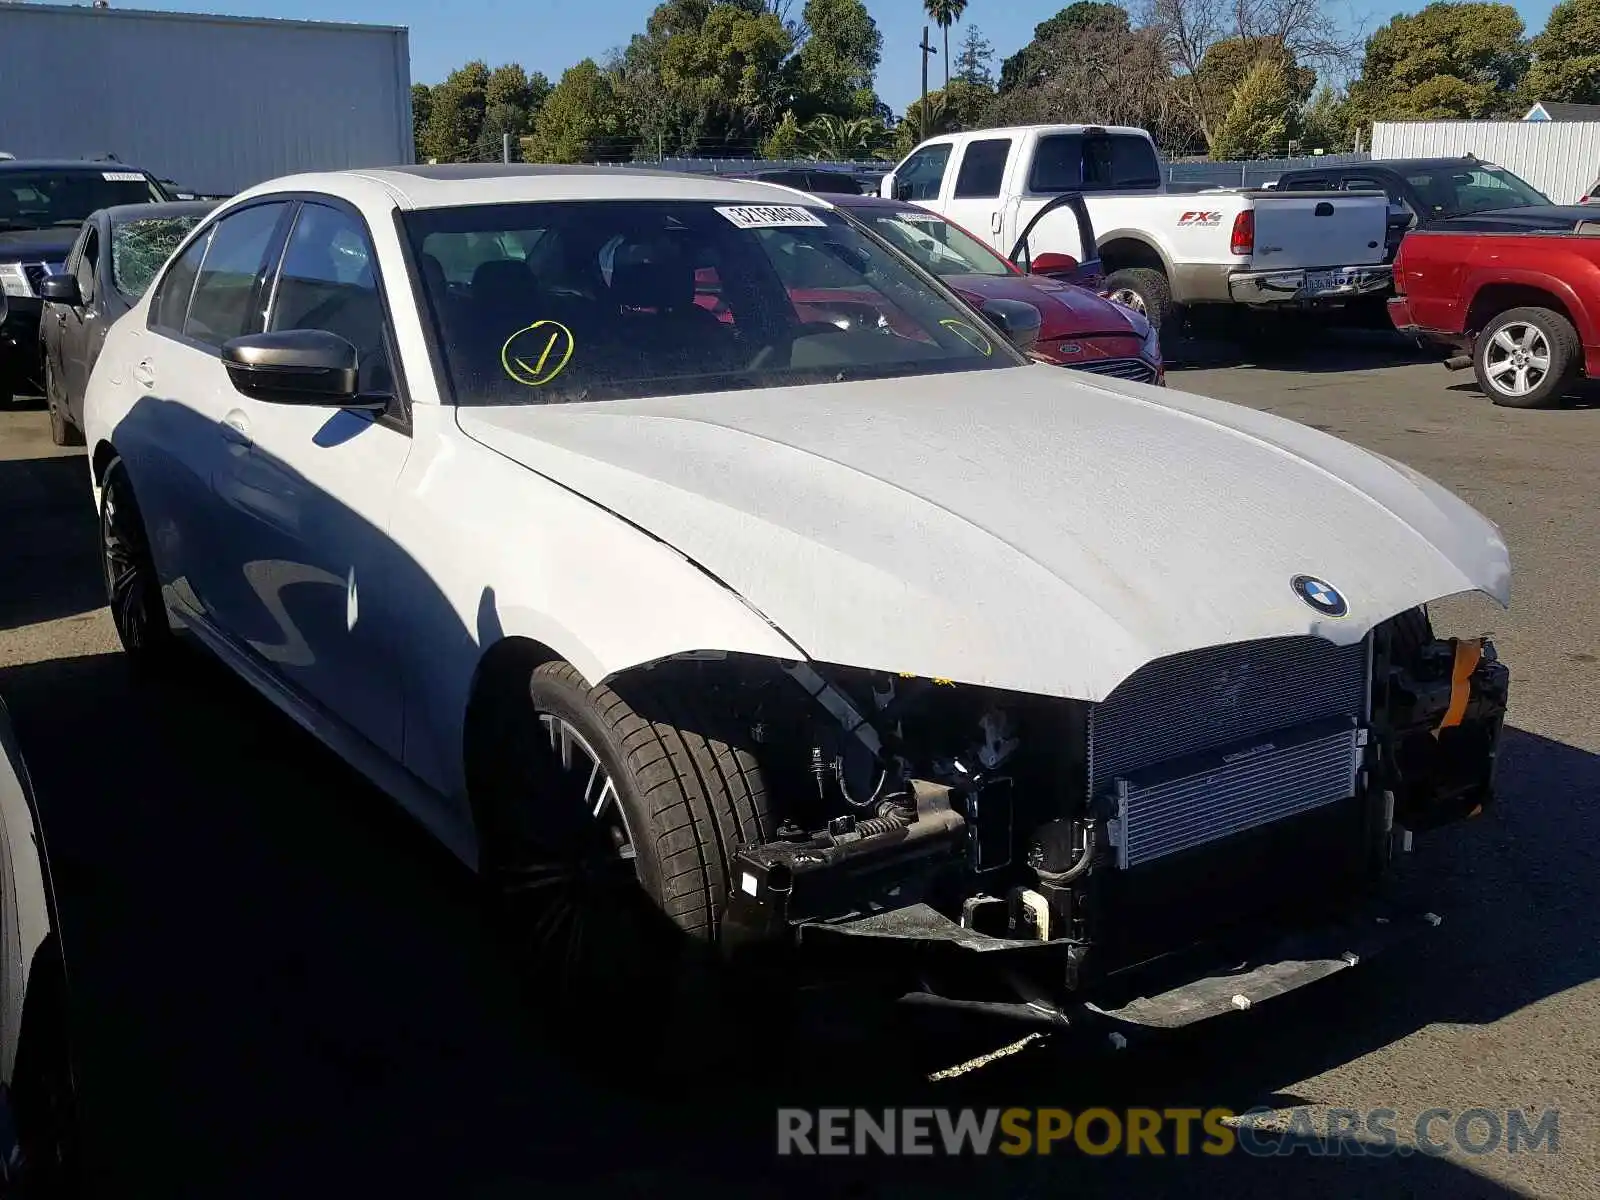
[474,660,773,1013]
[1474,306,1579,408]
[99,456,175,669]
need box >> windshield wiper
[48,219,87,228]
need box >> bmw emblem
[1291,575,1348,617]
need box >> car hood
[948,273,1139,338]
[457,368,1509,701]
[0,229,75,261]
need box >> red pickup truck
[1388,208,1600,407]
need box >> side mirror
[221,329,377,408]
[1028,252,1079,278]
[39,274,81,306]
[892,179,913,202]
[980,297,1042,353]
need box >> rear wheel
[99,456,175,669]
[473,660,773,1031]
[45,362,83,447]
[1474,306,1579,408]
[1103,266,1175,332]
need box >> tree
[1346,2,1528,126]
[993,6,1198,153]
[472,64,551,162]
[761,110,805,157]
[1299,84,1351,151]
[954,24,995,87]
[923,0,968,87]
[1209,57,1295,158]
[1523,0,1600,104]
[1141,0,1352,152]
[798,113,894,159]
[411,83,432,161]
[526,59,632,163]
[787,0,884,122]
[896,92,958,150]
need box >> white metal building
[0,3,412,195]
[1371,121,1600,207]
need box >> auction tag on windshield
[715,205,826,229]
[893,211,943,224]
[101,171,146,182]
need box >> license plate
[1305,270,1354,294]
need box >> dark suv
[0,160,170,397]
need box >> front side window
[1405,166,1549,216]
[404,199,1023,406]
[111,214,206,299]
[150,231,210,335]
[183,202,290,348]
[269,203,391,391]
[896,144,953,201]
[0,168,165,232]
[856,208,1014,278]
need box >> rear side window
[1030,133,1160,193]
[896,143,952,201]
[952,139,1012,199]
[149,229,210,334]
[183,202,290,348]
[1279,175,1330,191]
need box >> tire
[99,456,175,669]
[1103,266,1175,332]
[45,363,83,448]
[9,937,81,1196]
[1474,306,1579,409]
[474,659,773,1010]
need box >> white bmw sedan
[83,165,1512,1030]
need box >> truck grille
[1075,357,1158,384]
[1090,636,1369,867]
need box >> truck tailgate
[1249,192,1387,269]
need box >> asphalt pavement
[0,335,1595,1198]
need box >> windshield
[403,200,1022,405]
[1405,165,1550,216]
[0,168,166,231]
[855,208,1014,278]
[111,214,204,298]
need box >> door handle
[990,211,1003,234]
[133,359,155,388]
[54,310,65,325]
[221,409,252,448]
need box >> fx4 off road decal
[1178,211,1223,227]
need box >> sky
[99,0,1564,112]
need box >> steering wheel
[746,320,853,370]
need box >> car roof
[100,200,218,223]
[1283,158,1489,177]
[236,163,843,212]
[0,159,155,173]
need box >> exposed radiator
[1107,718,1363,869]
[1090,636,1370,868]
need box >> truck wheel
[1103,267,1174,331]
[1475,307,1579,408]
[45,363,83,447]
[99,457,175,668]
[475,659,773,1010]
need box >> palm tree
[924,0,968,88]
[800,114,894,161]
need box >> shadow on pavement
[0,452,104,633]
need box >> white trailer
[0,2,412,196]
[1372,120,1600,207]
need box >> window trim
[895,140,956,202]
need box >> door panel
[59,225,100,417]
[209,201,410,757]
[943,137,1014,258]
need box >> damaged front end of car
[710,607,1509,1032]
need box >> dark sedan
[38,200,214,445]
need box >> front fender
[396,412,806,801]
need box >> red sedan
[831,194,1164,386]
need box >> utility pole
[918,25,938,131]
[502,132,511,164]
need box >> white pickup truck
[884,124,1392,329]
